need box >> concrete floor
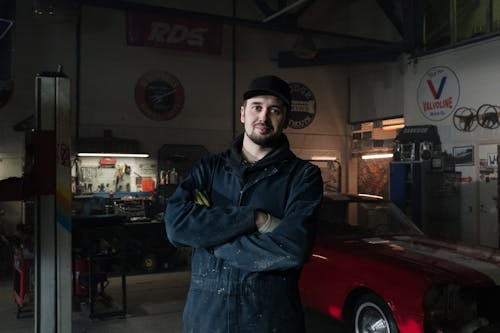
[1,269,348,332]
[1,270,190,333]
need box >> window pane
[456,0,489,41]
[424,0,451,50]
[493,0,500,31]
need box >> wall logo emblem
[417,66,460,121]
[289,82,316,129]
[135,71,184,121]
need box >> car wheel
[353,293,399,333]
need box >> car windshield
[317,198,423,239]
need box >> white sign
[487,153,498,167]
[417,66,460,121]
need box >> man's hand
[255,211,282,233]
[254,211,268,229]
[193,189,210,206]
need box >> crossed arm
[165,163,323,272]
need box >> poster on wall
[417,66,460,121]
[358,158,390,198]
[453,145,474,166]
[479,146,498,182]
[309,160,340,193]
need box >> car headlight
[423,284,500,332]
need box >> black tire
[353,293,399,333]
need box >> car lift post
[34,68,72,333]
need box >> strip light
[361,153,393,160]
[358,193,384,199]
[381,117,404,131]
[310,156,337,160]
[77,153,149,158]
[382,124,404,131]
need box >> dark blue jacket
[165,134,323,333]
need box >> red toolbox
[13,249,34,318]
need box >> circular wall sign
[417,66,460,121]
[135,71,185,121]
[288,82,316,129]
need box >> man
[165,75,323,333]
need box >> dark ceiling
[79,0,423,68]
[1,0,423,67]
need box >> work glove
[258,213,282,233]
[193,189,210,207]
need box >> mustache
[253,121,273,130]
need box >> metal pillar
[34,68,72,333]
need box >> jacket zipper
[238,167,278,205]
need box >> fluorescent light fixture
[310,156,336,160]
[77,153,149,158]
[381,118,404,131]
[361,153,393,160]
[358,193,384,199]
[382,124,405,131]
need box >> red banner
[126,11,222,54]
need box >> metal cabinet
[390,161,461,241]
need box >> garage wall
[345,29,500,246]
[0,3,77,179]
[78,5,236,154]
[0,1,354,233]
[0,2,78,233]
[403,37,500,142]
[348,0,404,124]
[350,61,405,123]
[77,3,351,157]
[403,37,500,246]
[77,2,353,191]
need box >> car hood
[323,235,500,286]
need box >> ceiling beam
[376,0,403,37]
[80,0,395,46]
[376,0,422,54]
[401,0,423,54]
[261,0,310,23]
[277,43,404,67]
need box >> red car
[299,193,500,333]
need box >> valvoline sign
[417,66,460,121]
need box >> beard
[246,126,281,148]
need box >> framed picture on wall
[453,145,474,166]
[309,159,341,193]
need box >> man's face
[240,95,288,147]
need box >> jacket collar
[229,134,295,172]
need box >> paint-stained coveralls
[165,134,323,333]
